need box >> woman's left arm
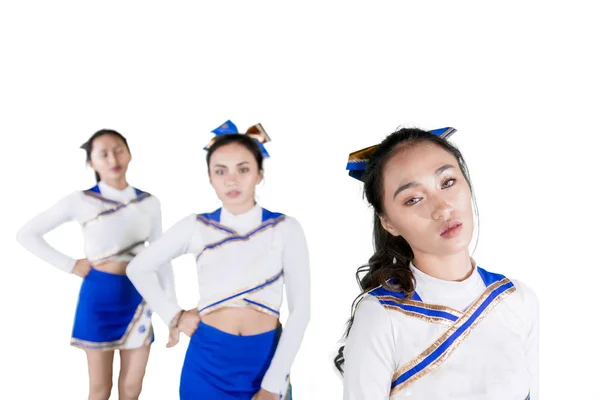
[260,216,311,396]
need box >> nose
[107,152,117,164]
[226,174,238,186]
[431,196,453,221]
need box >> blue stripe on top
[196,209,236,235]
[88,185,101,194]
[199,270,284,313]
[390,278,515,391]
[261,208,283,222]
[378,300,460,322]
[196,214,285,258]
[243,298,280,315]
[83,185,150,205]
[200,208,222,222]
[370,267,509,326]
[476,267,507,287]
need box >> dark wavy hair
[80,129,130,183]
[334,127,478,373]
[205,134,265,173]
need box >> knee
[88,381,112,400]
[119,381,143,400]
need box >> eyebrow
[213,161,250,168]
[392,164,455,199]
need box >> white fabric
[343,263,539,400]
[16,181,176,302]
[126,203,311,395]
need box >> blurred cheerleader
[17,129,177,400]
[127,121,310,400]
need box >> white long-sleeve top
[16,181,176,301]
[126,203,311,395]
[343,263,539,400]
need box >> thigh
[85,349,115,389]
[119,345,151,383]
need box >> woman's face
[209,142,262,211]
[89,134,131,183]
[379,141,474,258]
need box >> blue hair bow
[204,120,271,158]
[346,127,457,181]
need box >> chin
[439,238,471,255]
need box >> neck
[101,178,128,191]
[411,250,473,282]
[223,200,256,215]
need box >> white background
[1,1,598,398]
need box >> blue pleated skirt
[180,322,292,399]
[71,268,154,350]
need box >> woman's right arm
[16,192,80,273]
[126,214,198,327]
[343,295,396,400]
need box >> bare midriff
[93,260,129,275]
[202,307,279,336]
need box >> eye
[239,167,250,173]
[441,178,456,189]
[214,169,225,176]
[405,197,422,206]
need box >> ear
[379,214,398,236]
[257,169,264,185]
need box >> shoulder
[510,279,539,312]
[59,190,86,207]
[349,294,395,339]
[368,282,408,302]
[266,210,300,231]
[274,214,308,244]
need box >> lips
[111,166,122,173]
[226,190,241,198]
[440,220,462,237]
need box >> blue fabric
[261,208,283,222]
[72,268,153,347]
[180,322,291,399]
[476,266,507,287]
[212,120,239,135]
[201,208,222,222]
[87,185,101,194]
[369,283,409,300]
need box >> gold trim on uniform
[390,278,515,395]
[89,239,148,264]
[82,192,151,226]
[196,215,239,235]
[70,300,148,351]
[383,305,456,327]
[197,215,285,259]
[198,270,284,317]
[376,295,464,318]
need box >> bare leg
[85,349,114,400]
[117,345,151,400]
